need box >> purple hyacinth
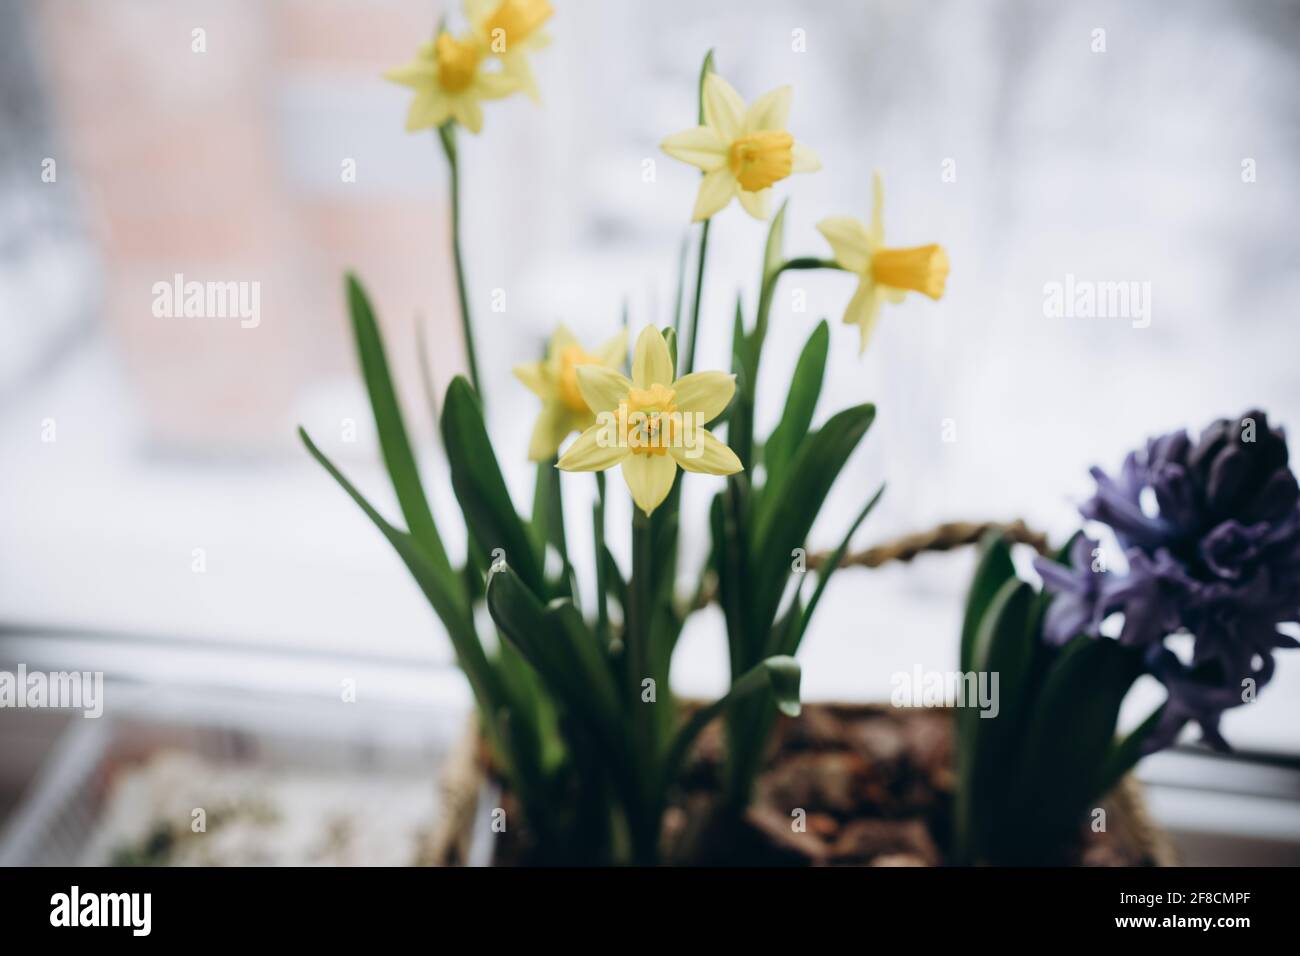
[1035,410,1300,753]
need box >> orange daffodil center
[622,383,679,456]
[468,0,553,102]
[660,73,821,222]
[871,245,950,298]
[727,131,795,192]
[557,343,600,413]
[435,32,482,93]
[483,0,553,50]
[816,172,951,354]
[557,327,743,515]
[385,0,553,134]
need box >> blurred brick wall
[33,0,459,453]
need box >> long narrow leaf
[344,274,454,579]
[762,320,829,491]
[664,656,800,789]
[441,377,545,594]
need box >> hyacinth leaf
[954,577,1038,861]
[750,403,876,633]
[763,319,830,493]
[485,564,621,736]
[959,532,1016,674]
[441,376,545,596]
[1095,703,1167,800]
[663,655,801,788]
[344,273,455,581]
[1010,635,1144,847]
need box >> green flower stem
[752,256,842,365]
[681,218,711,375]
[438,123,483,398]
[734,256,843,468]
[628,504,659,862]
[593,471,609,645]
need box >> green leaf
[299,428,495,706]
[955,577,1037,863]
[664,656,800,788]
[750,403,876,634]
[762,199,788,288]
[696,49,715,125]
[440,377,545,595]
[344,273,454,580]
[794,482,886,649]
[959,532,1016,674]
[1010,636,1145,848]
[485,565,621,733]
[1095,703,1166,799]
[762,320,830,493]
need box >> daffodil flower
[816,172,950,353]
[514,325,628,462]
[466,0,554,102]
[557,327,742,515]
[385,30,520,134]
[660,73,821,222]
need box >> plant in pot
[299,11,963,865]
[953,410,1300,865]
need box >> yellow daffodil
[514,326,628,462]
[660,73,821,222]
[466,0,554,102]
[816,172,950,353]
[557,327,742,515]
[384,30,520,134]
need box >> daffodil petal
[661,126,728,172]
[576,365,632,415]
[622,453,678,515]
[845,281,884,354]
[513,360,549,398]
[791,141,821,173]
[671,428,743,475]
[550,324,578,352]
[691,167,735,222]
[744,84,791,133]
[476,71,520,100]
[451,96,485,133]
[406,90,450,132]
[465,0,496,23]
[816,216,872,274]
[670,371,735,424]
[702,73,745,140]
[632,326,674,388]
[594,330,628,368]
[737,187,772,221]
[557,423,628,472]
[527,403,576,462]
[385,61,436,88]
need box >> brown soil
[486,704,1159,866]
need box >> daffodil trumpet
[816,171,950,353]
